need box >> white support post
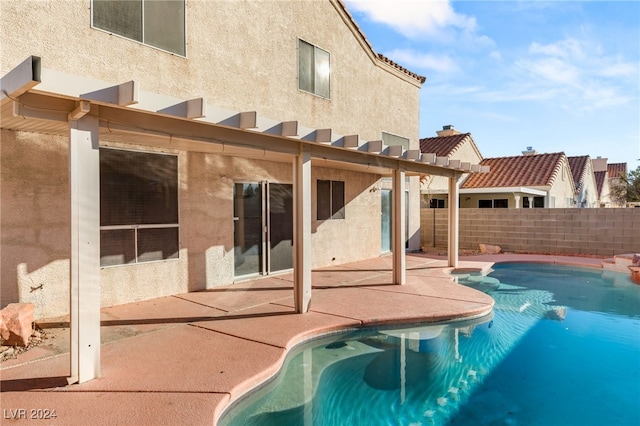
[392,168,406,284]
[293,148,312,313]
[447,175,460,268]
[69,115,101,384]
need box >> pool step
[602,253,639,273]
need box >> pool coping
[0,253,610,425]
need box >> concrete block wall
[421,208,640,257]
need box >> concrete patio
[0,253,602,425]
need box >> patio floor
[0,253,602,425]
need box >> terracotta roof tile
[594,171,607,197]
[462,152,565,189]
[376,54,426,83]
[568,155,589,186]
[607,163,627,178]
[419,133,471,157]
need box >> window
[430,198,445,209]
[479,199,508,208]
[92,0,186,56]
[317,180,345,220]
[523,196,545,208]
[298,39,330,98]
[382,132,410,150]
[100,148,179,266]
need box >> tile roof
[568,155,589,186]
[335,0,426,84]
[594,170,607,197]
[419,133,471,157]
[462,152,566,189]
[607,163,627,178]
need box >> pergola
[1,56,487,384]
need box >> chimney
[436,125,460,137]
[522,146,537,156]
[592,156,608,172]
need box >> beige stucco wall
[1,130,70,319]
[1,132,385,318]
[1,1,424,317]
[0,0,420,145]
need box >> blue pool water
[220,263,640,425]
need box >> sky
[344,0,640,171]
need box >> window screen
[478,199,492,208]
[93,0,185,56]
[100,148,179,266]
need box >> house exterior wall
[576,161,599,208]
[599,177,613,207]
[547,160,577,208]
[1,1,420,318]
[2,132,384,318]
[0,0,419,145]
[421,208,640,256]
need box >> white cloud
[384,49,460,73]
[345,0,483,43]
[507,37,638,112]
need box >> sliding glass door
[233,182,293,278]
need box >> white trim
[460,187,547,196]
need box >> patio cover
[1,56,487,383]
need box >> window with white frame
[298,39,330,98]
[317,180,345,220]
[100,148,179,267]
[92,0,186,56]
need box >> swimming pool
[220,263,640,425]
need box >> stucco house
[419,125,484,208]
[592,157,628,207]
[460,150,576,208]
[1,1,484,382]
[567,155,598,208]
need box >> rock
[633,254,640,267]
[0,303,35,347]
[630,266,640,285]
[479,243,502,254]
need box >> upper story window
[298,39,330,98]
[92,0,186,56]
[382,132,410,150]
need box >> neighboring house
[460,150,576,208]
[593,157,628,207]
[607,163,628,207]
[594,170,612,207]
[419,125,483,208]
[1,0,481,332]
[568,156,598,208]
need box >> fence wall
[420,208,640,256]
